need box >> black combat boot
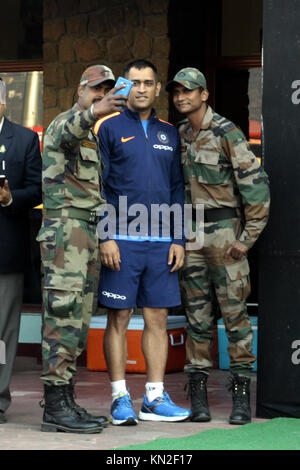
[186,372,211,422]
[228,374,251,425]
[65,380,109,428]
[41,384,103,433]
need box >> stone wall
[43,0,171,129]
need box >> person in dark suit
[0,77,42,423]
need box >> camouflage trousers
[182,218,256,376]
[37,217,99,385]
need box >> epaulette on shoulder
[212,113,236,137]
[93,111,120,134]
[51,108,74,126]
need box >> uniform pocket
[225,258,250,280]
[36,227,57,261]
[76,146,99,181]
[44,274,83,292]
[225,258,251,302]
[193,149,233,185]
[194,149,220,165]
[43,274,84,319]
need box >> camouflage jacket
[178,105,270,248]
[42,103,105,212]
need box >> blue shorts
[98,240,181,309]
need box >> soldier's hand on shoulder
[225,241,249,261]
[93,86,128,117]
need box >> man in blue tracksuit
[95,59,190,425]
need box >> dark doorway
[0,0,42,61]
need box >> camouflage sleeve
[223,128,270,249]
[47,106,98,150]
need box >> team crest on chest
[157,131,169,144]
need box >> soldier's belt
[44,208,99,224]
[192,207,239,223]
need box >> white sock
[111,380,128,400]
[145,382,164,402]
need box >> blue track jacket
[95,108,185,245]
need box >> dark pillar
[167,0,221,122]
[256,0,300,418]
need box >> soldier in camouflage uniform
[166,68,270,425]
[37,65,127,434]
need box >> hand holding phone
[93,78,133,117]
[114,76,133,107]
[0,175,5,188]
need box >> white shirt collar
[0,117,4,134]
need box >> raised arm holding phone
[37,65,128,434]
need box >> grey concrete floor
[0,356,267,450]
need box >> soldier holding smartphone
[38,65,128,434]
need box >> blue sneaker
[110,393,138,426]
[139,392,191,422]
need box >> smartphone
[0,175,5,188]
[114,76,133,106]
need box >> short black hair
[124,59,158,81]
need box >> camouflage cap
[79,65,115,87]
[0,78,6,105]
[166,67,207,92]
